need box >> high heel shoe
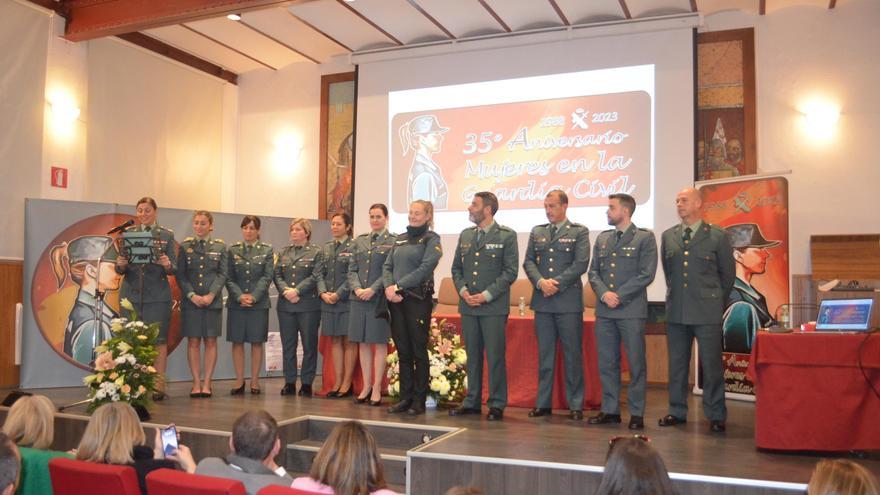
[230,384,246,396]
[250,385,261,395]
[354,388,372,404]
[336,388,353,399]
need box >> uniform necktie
[245,244,251,255]
[476,229,484,245]
[683,227,692,244]
[144,226,152,233]
[549,225,557,239]
[615,230,623,247]
[199,239,206,249]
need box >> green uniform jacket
[451,223,519,316]
[116,224,176,304]
[177,237,228,310]
[382,230,442,291]
[660,223,736,325]
[274,243,324,313]
[588,224,658,319]
[318,237,353,312]
[523,220,590,313]
[226,241,274,310]
[347,231,396,296]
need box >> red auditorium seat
[48,457,140,495]
[145,468,247,495]
[257,485,326,495]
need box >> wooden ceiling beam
[181,23,277,70]
[829,0,837,8]
[759,0,766,15]
[116,32,238,84]
[239,19,321,64]
[286,11,352,52]
[406,0,456,39]
[334,0,402,45]
[477,0,511,33]
[618,0,633,19]
[547,0,570,26]
[63,0,302,42]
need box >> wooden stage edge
[3,380,878,495]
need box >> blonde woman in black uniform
[383,200,442,415]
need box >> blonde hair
[309,421,387,495]
[808,459,880,495]
[2,395,55,450]
[290,218,313,241]
[410,200,434,229]
[76,402,145,465]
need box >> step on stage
[3,380,878,495]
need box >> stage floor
[6,379,879,491]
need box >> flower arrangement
[83,298,159,412]
[386,318,467,406]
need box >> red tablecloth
[747,332,880,451]
[433,314,602,410]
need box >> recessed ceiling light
[227,13,242,21]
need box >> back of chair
[48,457,140,495]
[257,485,324,495]
[146,468,247,495]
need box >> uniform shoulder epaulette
[232,241,242,247]
[357,232,370,238]
[601,228,614,234]
[259,242,272,249]
[213,238,225,244]
[160,226,174,234]
[638,227,652,232]
[497,224,515,233]
[184,236,194,242]
[707,223,724,232]
[568,222,587,229]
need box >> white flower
[386,353,398,364]
[111,394,120,402]
[117,342,132,354]
[120,298,134,311]
[430,378,442,392]
[452,349,467,366]
[429,365,443,378]
[452,335,461,345]
[438,377,451,397]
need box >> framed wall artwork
[319,71,356,220]
[696,28,757,181]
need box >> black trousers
[389,296,433,405]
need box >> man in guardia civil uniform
[587,193,657,430]
[177,210,228,398]
[449,192,519,421]
[659,187,735,433]
[523,190,591,421]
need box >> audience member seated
[0,432,20,495]
[808,459,880,495]
[195,410,292,494]
[75,402,196,494]
[595,436,675,495]
[2,395,73,495]
[291,421,397,495]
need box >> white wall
[236,58,353,220]
[0,0,49,259]
[701,0,880,275]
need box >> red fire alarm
[51,167,68,188]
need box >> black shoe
[710,420,726,433]
[250,386,261,395]
[336,388,353,398]
[658,414,687,427]
[298,384,313,397]
[587,412,622,425]
[487,408,504,421]
[201,388,212,398]
[230,384,246,396]
[280,383,296,396]
[569,410,584,421]
[189,391,201,399]
[325,390,340,398]
[369,399,383,407]
[528,408,552,417]
[449,406,481,416]
[628,416,645,430]
[387,400,412,414]
[407,404,426,415]
[152,392,168,401]
[355,389,372,404]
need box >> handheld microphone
[107,219,135,235]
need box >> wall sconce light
[49,96,81,125]
[272,132,303,176]
[801,100,840,140]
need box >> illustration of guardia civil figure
[50,235,122,365]
[400,115,450,210]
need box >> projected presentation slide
[388,65,654,234]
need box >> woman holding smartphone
[383,200,442,416]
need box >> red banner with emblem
[697,176,789,399]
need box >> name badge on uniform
[559,238,576,243]
[485,243,502,250]
[395,240,407,245]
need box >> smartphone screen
[160,426,178,457]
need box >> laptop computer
[815,298,875,332]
